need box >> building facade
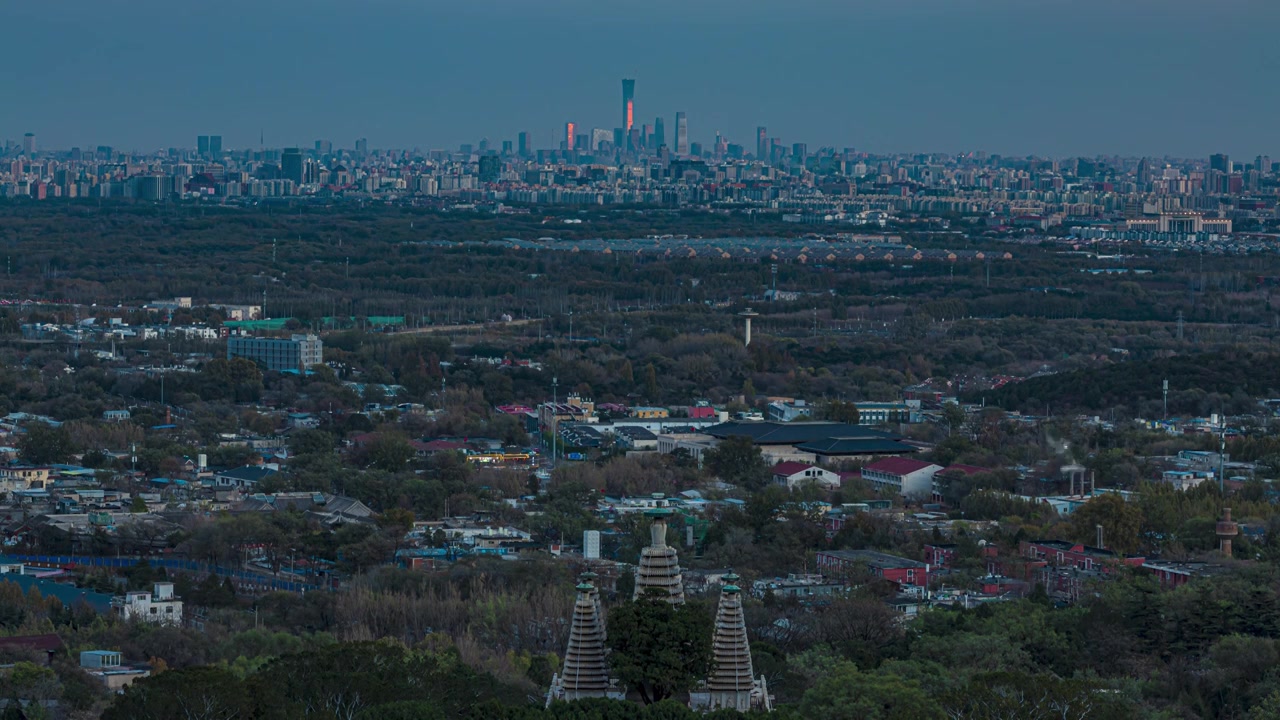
[227,334,323,373]
[112,582,183,625]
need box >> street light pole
[551,376,559,466]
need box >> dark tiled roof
[215,466,277,482]
[0,633,63,654]
[795,438,920,456]
[0,575,113,613]
[704,421,899,445]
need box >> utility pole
[1219,425,1227,494]
[551,376,559,466]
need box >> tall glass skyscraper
[675,112,689,155]
[621,79,635,133]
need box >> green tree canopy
[607,598,713,705]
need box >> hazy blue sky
[2,0,1274,157]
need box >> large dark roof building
[705,421,918,462]
[704,421,897,445]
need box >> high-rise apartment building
[22,133,35,156]
[621,79,636,133]
[281,148,304,184]
[675,112,689,155]
[654,117,665,149]
[1209,153,1231,173]
[478,155,501,183]
[227,334,323,374]
[756,127,768,161]
[565,122,576,151]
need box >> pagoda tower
[581,571,604,638]
[634,500,685,604]
[547,581,611,704]
[704,573,770,712]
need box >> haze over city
[3,0,1276,156]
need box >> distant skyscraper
[502,140,513,155]
[1210,153,1231,173]
[689,141,703,157]
[197,135,210,155]
[281,147,304,184]
[654,117,666,149]
[478,155,501,183]
[22,133,35,156]
[641,124,653,149]
[518,131,530,157]
[792,143,807,163]
[622,79,636,133]
[675,112,689,155]
[591,128,611,151]
[355,138,368,155]
[565,122,576,151]
[756,127,768,161]
[209,135,222,156]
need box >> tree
[644,363,659,402]
[703,435,769,491]
[607,598,713,705]
[941,403,966,436]
[289,429,335,456]
[1070,493,1142,555]
[363,433,415,471]
[102,666,249,720]
[822,400,861,425]
[798,661,944,720]
[19,422,76,465]
[940,672,1133,720]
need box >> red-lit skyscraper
[622,79,635,134]
[566,122,576,151]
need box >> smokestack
[1216,507,1238,557]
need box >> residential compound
[227,334,323,373]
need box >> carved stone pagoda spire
[580,571,604,639]
[633,498,684,604]
[549,581,611,703]
[706,574,756,711]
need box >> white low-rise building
[862,458,943,499]
[112,582,183,625]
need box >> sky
[1,0,1275,158]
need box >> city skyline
[1,1,1276,157]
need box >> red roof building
[861,458,943,499]
[771,461,840,490]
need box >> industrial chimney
[1216,507,1239,557]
